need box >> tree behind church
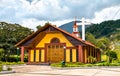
[0,22,33,61]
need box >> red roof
[15,23,96,47]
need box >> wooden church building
[15,22,101,64]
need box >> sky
[0,0,120,30]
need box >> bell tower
[72,17,80,37]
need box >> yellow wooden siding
[35,50,39,62]
[66,49,70,62]
[30,50,34,62]
[36,33,73,47]
[72,49,76,62]
[41,49,45,62]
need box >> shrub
[0,66,2,71]
[51,63,62,67]
[8,66,12,71]
[1,55,20,62]
[106,51,118,63]
[17,61,25,64]
[87,56,97,64]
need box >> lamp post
[17,47,19,62]
[63,46,66,62]
[61,46,66,67]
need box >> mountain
[59,21,91,34]
[86,19,120,38]
[86,19,120,54]
[59,19,120,41]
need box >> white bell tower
[72,17,80,37]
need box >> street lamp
[61,46,66,67]
[63,46,66,49]
[63,46,66,62]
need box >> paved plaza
[0,65,120,76]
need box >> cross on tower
[77,17,91,41]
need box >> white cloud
[0,0,120,30]
[21,18,73,31]
[23,0,70,20]
[92,5,120,23]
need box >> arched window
[51,38,60,43]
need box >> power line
[112,7,120,20]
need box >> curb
[51,66,120,70]
[0,71,15,74]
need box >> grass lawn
[51,61,120,67]
[51,55,120,67]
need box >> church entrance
[46,37,65,63]
[46,44,65,63]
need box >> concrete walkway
[0,65,120,76]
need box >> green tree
[86,19,120,38]
[86,33,110,52]
[36,25,42,30]
[106,51,118,63]
[86,32,97,45]
[0,49,4,61]
[0,22,33,61]
[96,37,110,52]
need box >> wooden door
[47,44,64,63]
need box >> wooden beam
[78,45,84,63]
[21,46,24,62]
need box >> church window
[51,38,60,43]
[48,46,50,48]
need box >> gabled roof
[15,23,96,47]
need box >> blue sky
[0,0,120,30]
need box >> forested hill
[0,22,33,58]
[59,21,91,33]
[86,19,120,38]
[86,19,120,56]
